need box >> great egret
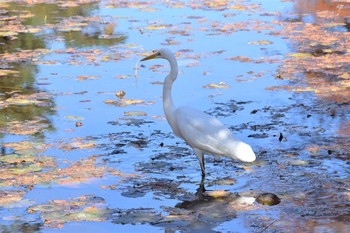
[141,48,256,177]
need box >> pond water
[0,0,349,232]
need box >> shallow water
[0,0,349,232]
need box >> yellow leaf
[203,82,230,89]
[339,72,350,80]
[0,69,19,76]
[124,99,145,105]
[288,160,308,166]
[27,27,42,34]
[226,56,252,63]
[145,25,167,30]
[229,5,248,11]
[101,56,110,62]
[65,116,84,121]
[104,98,145,107]
[287,53,312,58]
[324,22,346,28]
[76,75,99,81]
[6,98,41,105]
[248,40,273,45]
[0,31,18,37]
[339,80,350,87]
[124,111,147,116]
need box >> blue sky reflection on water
[1,0,292,229]
[37,0,294,140]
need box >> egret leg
[194,148,205,177]
[196,177,206,199]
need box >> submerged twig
[258,219,277,233]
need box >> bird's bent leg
[194,148,205,177]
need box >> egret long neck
[163,55,178,129]
[163,76,175,116]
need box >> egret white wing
[174,106,236,156]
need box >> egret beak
[140,51,160,61]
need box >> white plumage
[141,48,256,177]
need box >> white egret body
[141,48,256,176]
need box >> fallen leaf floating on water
[124,111,147,117]
[57,21,88,32]
[104,98,146,107]
[76,75,99,81]
[1,153,55,169]
[65,115,84,121]
[0,69,20,77]
[115,75,134,79]
[1,49,50,63]
[288,160,309,166]
[229,4,249,11]
[4,92,52,106]
[226,56,253,63]
[0,119,50,135]
[287,53,313,58]
[339,72,350,80]
[4,141,50,155]
[248,40,273,45]
[0,154,56,187]
[59,139,95,151]
[203,82,230,89]
[144,24,170,30]
[0,31,18,39]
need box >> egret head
[231,142,256,163]
[141,48,178,81]
[141,48,173,62]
